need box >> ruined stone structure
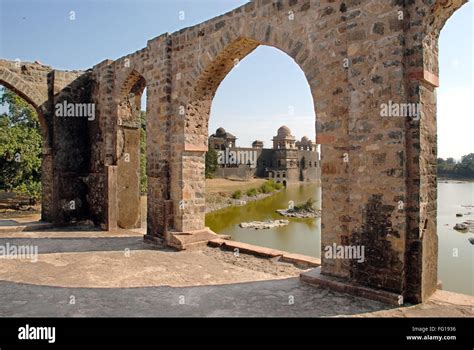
[0,0,467,304]
[209,125,320,183]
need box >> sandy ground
[0,241,303,288]
[206,178,267,193]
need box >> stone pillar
[105,165,118,230]
[40,150,54,222]
[145,34,174,241]
[116,124,141,228]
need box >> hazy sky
[0,0,472,159]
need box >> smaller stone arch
[0,66,51,148]
[114,68,147,229]
[0,64,55,223]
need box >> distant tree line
[438,153,474,179]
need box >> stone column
[145,34,174,241]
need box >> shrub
[246,188,258,197]
[295,198,316,211]
[14,181,42,205]
[274,182,284,190]
[260,182,274,194]
[231,190,242,199]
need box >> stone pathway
[0,229,472,317]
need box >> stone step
[210,238,321,268]
[300,267,402,306]
[166,228,219,250]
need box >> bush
[260,182,274,194]
[231,190,242,199]
[246,188,258,197]
[14,181,42,205]
[295,198,316,211]
[274,182,284,190]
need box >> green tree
[0,87,42,203]
[437,154,474,179]
[0,88,39,128]
[205,143,218,178]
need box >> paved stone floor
[0,226,472,317]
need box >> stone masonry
[0,0,468,304]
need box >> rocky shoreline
[239,219,289,229]
[276,208,321,218]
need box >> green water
[205,181,473,295]
[205,183,321,257]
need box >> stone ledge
[0,221,55,233]
[164,228,219,250]
[209,238,321,268]
[301,267,402,306]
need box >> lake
[205,181,473,295]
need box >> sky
[0,0,472,159]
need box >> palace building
[209,126,320,185]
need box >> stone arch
[176,23,327,234]
[114,68,147,229]
[0,67,50,148]
[0,66,54,222]
[183,24,320,150]
[400,0,469,302]
[0,67,45,108]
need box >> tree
[0,88,39,128]
[205,143,218,178]
[437,154,474,179]
[0,87,42,203]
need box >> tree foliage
[438,154,474,179]
[0,87,42,203]
[205,143,218,178]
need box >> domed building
[208,125,320,184]
[209,127,237,150]
[296,136,315,151]
[273,125,296,149]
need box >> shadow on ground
[0,236,172,254]
[0,278,396,317]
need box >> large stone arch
[175,29,334,234]
[164,3,351,271]
[138,0,470,304]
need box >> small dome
[301,136,309,142]
[277,125,292,138]
[216,127,226,136]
